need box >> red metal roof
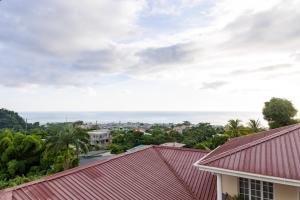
[0,146,216,200]
[198,124,300,181]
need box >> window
[239,178,273,200]
[239,178,249,200]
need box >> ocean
[19,111,266,126]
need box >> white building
[87,129,111,145]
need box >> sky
[0,0,300,112]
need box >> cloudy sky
[0,0,300,112]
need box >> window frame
[239,178,274,200]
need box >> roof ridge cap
[0,145,154,193]
[154,148,197,200]
[200,124,300,165]
[154,145,210,153]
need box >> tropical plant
[46,124,90,170]
[226,194,244,200]
[183,123,224,147]
[226,119,242,137]
[0,129,43,178]
[193,134,228,150]
[247,119,263,133]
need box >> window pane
[239,178,273,200]
[239,178,250,200]
[262,181,273,200]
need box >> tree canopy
[0,109,26,131]
[263,97,298,128]
[0,108,40,131]
[0,129,43,180]
[0,123,90,189]
[46,124,90,170]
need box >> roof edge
[194,163,300,187]
[0,145,207,194]
[0,145,155,193]
[154,145,210,153]
[199,124,300,165]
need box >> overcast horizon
[1,0,300,112]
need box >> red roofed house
[0,146,216,200]
[1,124,300,200]
[195,124,300,200]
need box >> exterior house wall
[220,174,300,200]
[221,174,238,196]
[274,183,299,200]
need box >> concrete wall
[274,183,299,200]
[221,174,238,196]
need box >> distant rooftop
[160,142,186,148]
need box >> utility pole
[25,118,28,133]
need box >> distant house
[195,124,300,200]
[160,142,186,148]
[173,124,191,133]
[133,127,146,133]
[87,129,111,145]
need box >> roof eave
[194,162,300,187]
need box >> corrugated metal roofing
[157,147,217,200]
[198,124,300,181]
[0,146,216,200]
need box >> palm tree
[46,124,90,170]
[226,119,242,138]
[247,119,262,133]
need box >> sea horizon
[20,111,266,126]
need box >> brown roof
[198,124,300,181]
[0,146,216,200]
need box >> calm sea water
[20,111,266,126]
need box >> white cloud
[1,0,300,111]
[143,0,207,15]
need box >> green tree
[263,97,298,128]
[193,134,228,150]
[226,119,242,137]
[46,124,90,170]
[182,121,191,126]
[0,109,26,131]
[247,119,263,133]
[183,123,224,147]
[108,144,126,154]
[0,129,43,179]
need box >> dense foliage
[182,123,224,147]
[0,109,27,130]
[46,124,90,170]
[0,129,43,179]
[0,123,90,189]
[108,119,268,154]
[263,97,298,128]
[109,123,227,153]
[0,108,40,131]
